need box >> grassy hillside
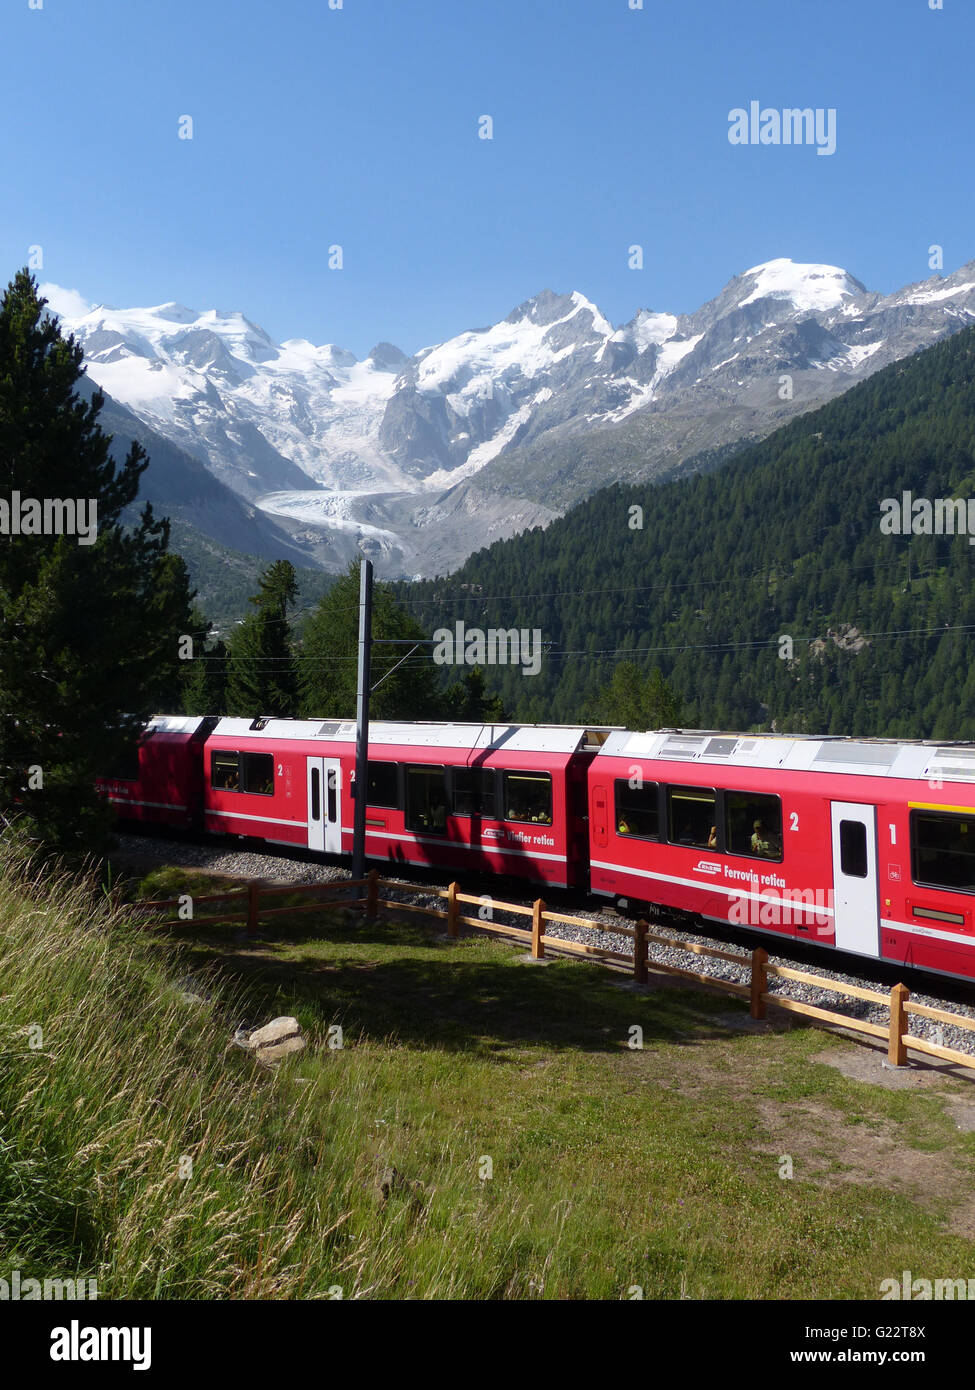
[2,842,974,1299]
[398,324,975,737]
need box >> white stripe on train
[590,859,834,917]
[205,811,569,865]
[591,859,975,950]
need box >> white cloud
[38,283,93,318]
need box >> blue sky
[2,0,971,356]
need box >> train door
[829,802,880,956]
[566,762,593,886]
[307,757,343,854]
[590,782,609,850]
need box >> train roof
[144,715,213,737]
[207,717,617,755]
[597,729,975,784]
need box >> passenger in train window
[708,825,717,849]
[751,820,778,857]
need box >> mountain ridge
[43,256,975,576]
[396,321,975,738]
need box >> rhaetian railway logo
[0,491,98,545]
[691,860,832,928]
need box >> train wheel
[612,896,648,919]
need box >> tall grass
[2,839,974,1299]
[0,839,345,1297]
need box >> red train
[101,716,975,987]
[100,716,602,889]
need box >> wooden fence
[128,870,975,1075]
[127,875,376,933]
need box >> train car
[201,717,611,888]
[588,729,975,984]
[97,715,216,830]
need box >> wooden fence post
[531,899,545,959]
[247,881,259,937]
[888,983,909,1067]
[447,882,460,938]
[750,947,768,1019]
[634,919,649,984]
[365,869,379,920]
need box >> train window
[406,766,447,833]
[911,810,975,893]
[839,820,868,878]
[615,780,659,839]
[241,753,274,796]
[106,741,142,782]
[310,767,321,821]
[667,786,716,849]
[726,791,783,861]
[367,761,399,809]
[452,769,496,818]
[211,751,241,791]
[503,772,552,825]
[326,768,337,823]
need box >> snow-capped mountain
[42,257,975,576]
[39,292,405,501]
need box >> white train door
[829,802,880,957]
[307,757,343,854]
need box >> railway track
[113,829,975,1062]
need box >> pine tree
[180,605,228,715]
[600,663,683,730]
[224,560,299,717]
[0,270,195,852]
[443,666,506,722]
[301,559,444,719]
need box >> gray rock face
[366,341,410,371]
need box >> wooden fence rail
[128,875,371,935]
[127,869,975,1075]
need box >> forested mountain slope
[400,325,975,738]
